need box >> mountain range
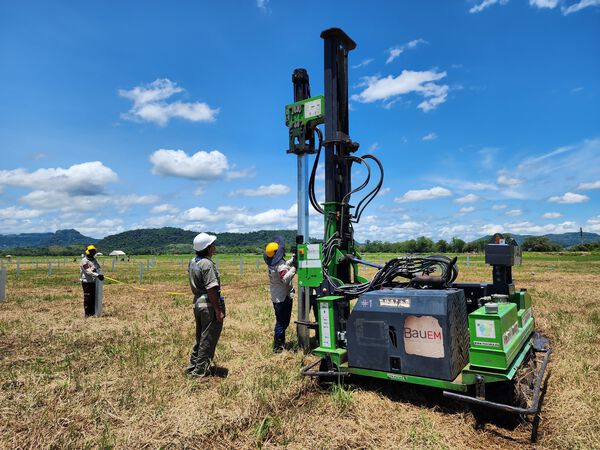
[0,228,598,254]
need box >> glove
[98,274,105,281]
[291,254,298,268]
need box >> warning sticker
[503,322,519,347]
[306,244,320,260]
[320,303,331,348]
[475,319,496,339]
[522,307,532,326]
[403,315,444,359]
[304,99,322,119]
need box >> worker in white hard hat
[186,232,226,378]
[263,235,297,351]
[80,244,104,317]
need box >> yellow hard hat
[265,242,279,258]
[85,244,97,255]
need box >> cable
[353,154,384,223]
[308,127,324,215]
[103,275,187,296]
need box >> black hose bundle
[322,231,458,296]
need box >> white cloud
[21,191,110,212]
[469,0,509,13]
[562,0,600,14]
[422,132,438,141]
[548,192,589,204]
[225,166,257,180]
[454,194,480,203]
[352,59,374,69]
[182,207,219,222]
[542,212,562,219]
[150,149,229,180]
[386,39,427,64]
[530,0,559,8]
[20,190,156,213]
[351,70,449,112]
[433,177,498,191]
[505,209,523,217]
[229,184,290,197]
[151,204,180,214]
[517,145,573,173]
[394,186,452,203]
[379,187,391,195]
[586,215,600,232]
[496,170,523,187]
[504,220,577,234]
[119,79,218,126]
[0,161,117,194]
[113,194,159,209]
[256,0,269,11]
[78,218,125,238]
[0,207,44,220]
[578,180,600,190]
[479,147,498,169]
[459,206,475,214]
[367,142,380,152]
[492,204,508,210]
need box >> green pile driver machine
[286,28,551,434]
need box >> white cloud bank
[0,161,117,194]
[455,194,480,204]
[395,186,452,203]
[352,70,449,112]
[119,79,218,126]
[150,149,229,179]
[542,212,562,219]
[548,192,589,204]
[229,184,290,197]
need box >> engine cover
[347,288,469,381]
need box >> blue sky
[0,0,599,242]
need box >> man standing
[187,233,225,378]
[263,236,297,351]
[80,244,104,317]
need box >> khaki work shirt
[188,256,220,302]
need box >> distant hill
[0,229,96,249]
[95,227,300,254]
[477,232,600,248]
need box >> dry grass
[1,254,599,449]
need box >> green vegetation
[521,236,562,252]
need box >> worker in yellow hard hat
[80,244,104,317]
[263,236,297,351]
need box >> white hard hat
[193,232,217,251]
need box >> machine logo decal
[475,319,496,339]
[387,373,407,381]
[403,315,444,358]
[379,297,411,308]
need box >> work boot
[273,336,285,352]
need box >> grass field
[1,252,599,449]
